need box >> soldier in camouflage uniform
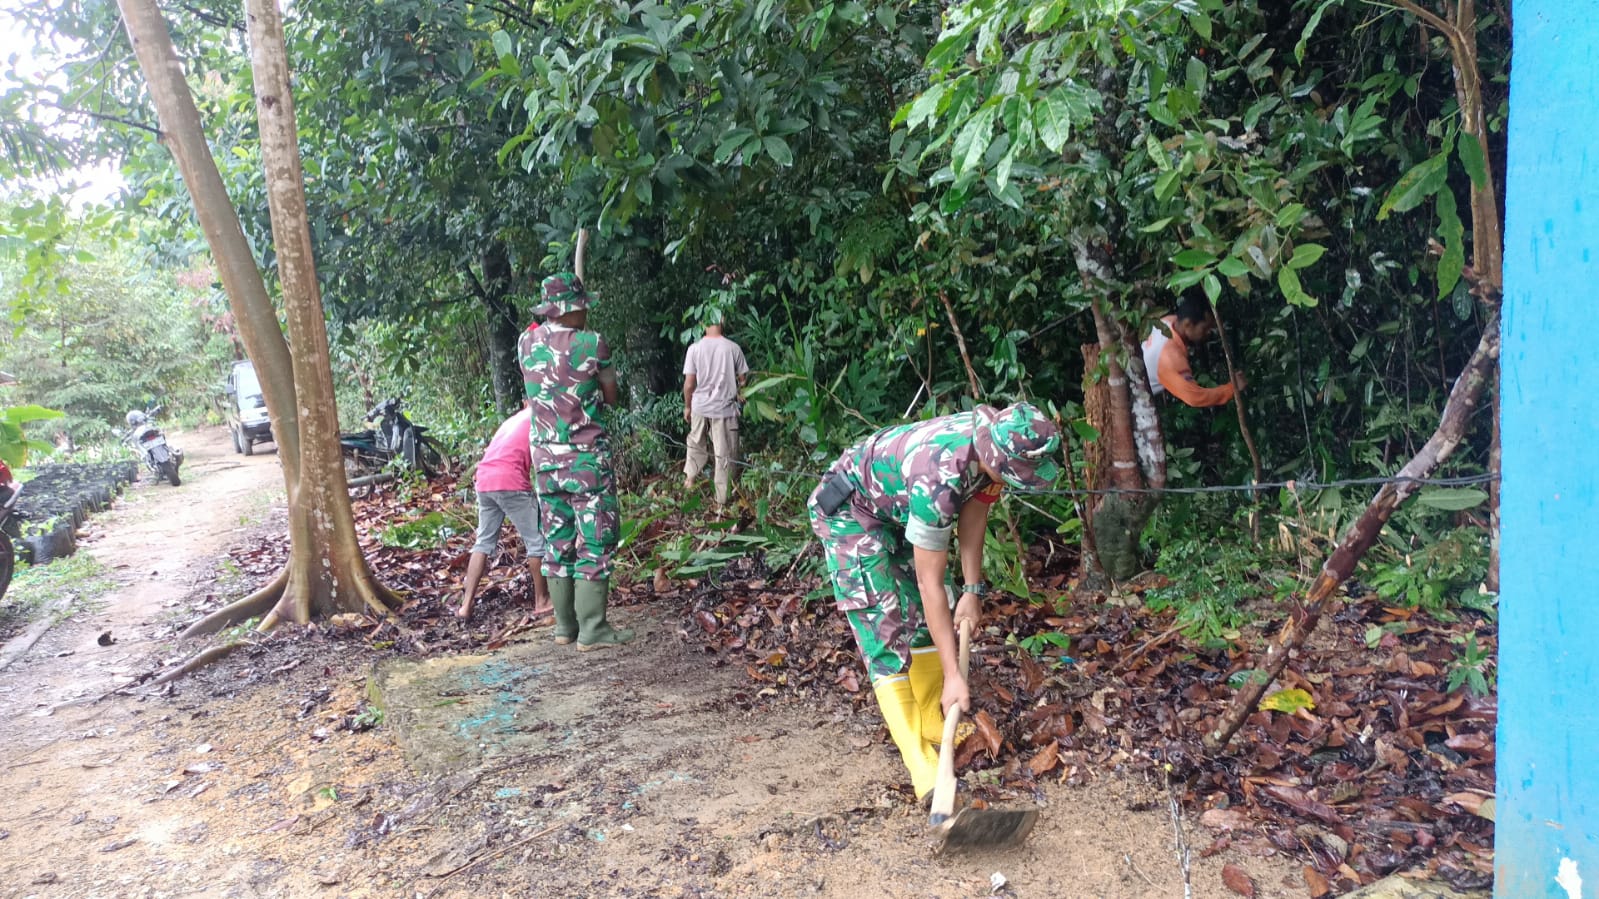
[520,272,634,651]
[808,404,1060,803]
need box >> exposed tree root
[50,641,251,711]
[180,567,288,639]
[145,641,248,688]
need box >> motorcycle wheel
[419,436,452,478]
[0,530,13,602]
[162,460,182,487]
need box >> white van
[224,360,273,455]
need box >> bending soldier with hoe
[457,406,551,620]
[520,273,633,651]
[1141,294,1247,407]
[682,308,749,513]
[808,403,1060,805]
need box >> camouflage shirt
[828,412,1000,552]
[520,323,615,446]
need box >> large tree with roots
[115,0,399,634]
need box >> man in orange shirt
[1141,296,1247,407]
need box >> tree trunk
[115,0,395,637]
[1394,0,1504,589]
[1203,317,1500,752]
[479,240,524,415]
[1073,233,1166,583]
[114,0,300,480]
[243,0,395,625]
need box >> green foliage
[1365,526,1489,615]
[377,510,467,550]
[1015,630,1072,660]
[1446,634,1495,696]
[0,404,65,467]
[1,206,236,448]
[1144,496,1296,647]
[1,0,1510,643]
[0,554,113,629]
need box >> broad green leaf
[1295,0,1337,64]
[0,405,66,425]
[1169,267,1210,289]
[1259,688,1316,714]
[491,30,513,60]
[1287,243,1326,270]
[1457,135,1490,189]
[1436,189,1465,298]
[1027,0,1066,32]
[1035,88,1073,153]
[763,135,794,166]
[1146,133,1171,171]
[1274,203,1307,229]
[1217,256,1251,278]
[1278,266,1318,307]
[714,127,755,163]
[1378,152,1449,220]
[1203,273,1222,304]
[1172,248,1217,268]
[952,106,997,175]
[902,83,945,132]
[1185,56,1207,95]
[1154,169,1181,203]
[1417,487,1489,511]
[1141,217,1174,233]
[1190,10,1213,40]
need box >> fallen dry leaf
[972,709,1003,758]
[1221,863,1255,897]
[1200,807,1251,831]
[1302,865,1330,897]
[1027,741,1060,777]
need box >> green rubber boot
[575,578,634,652]
[548,577,578,645]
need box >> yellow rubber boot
[872,674,939,801]
[908,645,945,746]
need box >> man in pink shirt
[458,407,551,620]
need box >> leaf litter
[175,476,1495,895]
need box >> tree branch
[1387,0,1458,39]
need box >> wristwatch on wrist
[960,581,989,598]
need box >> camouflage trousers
[532,443,620,580]
[807,500,937,683]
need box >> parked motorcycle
[0,459,20,601]
[122,405,183,487]
[340,398,450,483]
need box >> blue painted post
[1497,3,1599,897]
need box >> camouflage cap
[973,403,1061,490]
[535,272,594,319]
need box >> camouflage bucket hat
[973,403,1062,490]
[535,271,594,319]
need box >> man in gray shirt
[682,312,749,512]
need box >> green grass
[0,554,116,632]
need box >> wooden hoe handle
[929,618,973,824]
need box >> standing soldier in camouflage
[808,404,1060,804]
[519,272,634,651]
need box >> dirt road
[0,427,1299,897]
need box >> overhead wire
[622,420,1497,500]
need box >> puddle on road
[370,649,581,775]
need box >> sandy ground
[0,426,1303,898]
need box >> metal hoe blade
[933,806,1040,854]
